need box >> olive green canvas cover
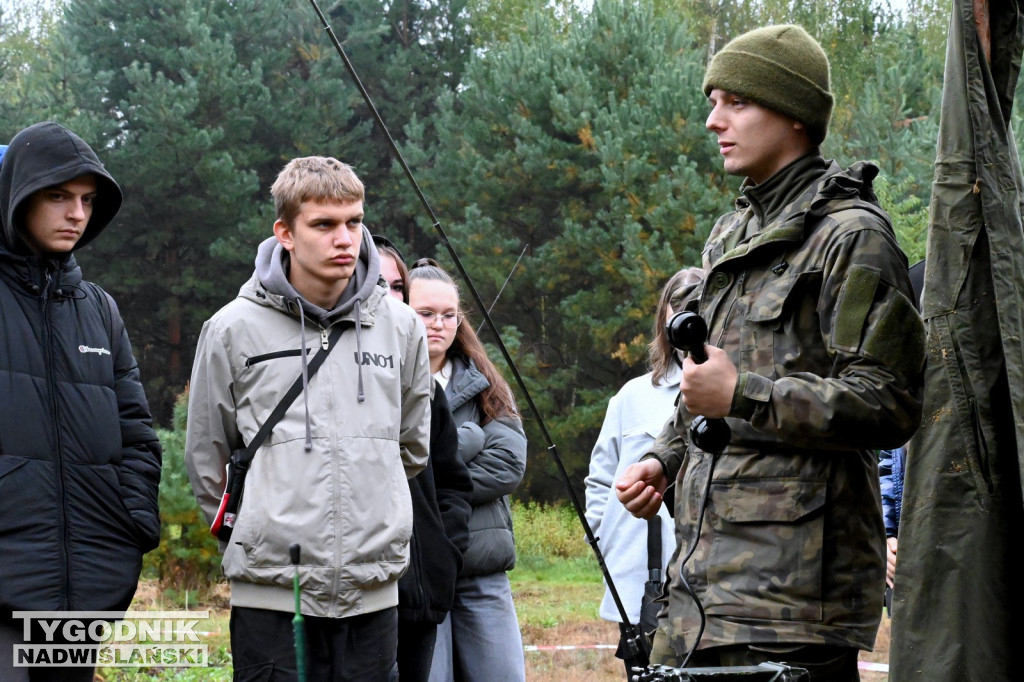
[889,1,1024,680]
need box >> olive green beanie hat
[702,24,833,145]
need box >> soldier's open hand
[615,459,667,519]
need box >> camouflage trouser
[649,626,860,682]
[649,626,685,668]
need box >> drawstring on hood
[248,225,382,437]
[354,304,365,402]
[298,303,313,451]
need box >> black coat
[397,382,472,624]
[0,122,161,613]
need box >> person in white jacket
[185,156,431,681]
[584,267,703,677]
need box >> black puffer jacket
[0,122,161,613]
[398,382,473,624]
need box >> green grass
[511,559,603,629]
[511,500,594,560]
[94,612,232,681]
[96,667,232,681]
[510,501,605,630]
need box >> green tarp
[890,1,1024,680]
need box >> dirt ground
[523,616,891,681]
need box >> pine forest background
[0,0,1002,503]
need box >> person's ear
[273,219,294,252]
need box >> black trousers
[0,618,98,682]
[396,619,438,681]
[230,605,399,682]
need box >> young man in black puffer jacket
[0,121,162,681]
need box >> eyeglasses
[416,310,461,328]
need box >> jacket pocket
[0,455,29,486]
[704,477,826,622]
[222,441,337,596]
[89,463,149,549]
[0,456,34,531]
[928,314,993,495]
[739,271,809,378]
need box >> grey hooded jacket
[444,356,527,576]
[185,229,431,618]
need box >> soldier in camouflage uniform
[616,25,925,681]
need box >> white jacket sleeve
[584,392,622,538]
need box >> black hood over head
[0,121,122,255]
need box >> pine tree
[56,0,392,418]
[323,0,475,248]
[406,0,728,498]
[50,0,474,419]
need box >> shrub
[512,500,592,560]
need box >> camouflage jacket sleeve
[644,403,689,483]
[726,213,925,451]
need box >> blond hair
[270,156,365,227]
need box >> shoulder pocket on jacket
[832,265,880,351]
[861,282,925,381]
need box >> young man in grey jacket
[185,156,432,680]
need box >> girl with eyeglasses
[407,258,528,682]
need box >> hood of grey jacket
[242,224,386,439]
[249,224,382,328]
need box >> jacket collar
[740,153,829,228]
[706,158,883,267]
[0,242,83,298]
[445,356,490,412]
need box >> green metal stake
[290,543,307,682]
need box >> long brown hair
[649,267,705,385]
[408,258,519,423]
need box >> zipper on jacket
[321,328,330,350]
[41,271,72,609]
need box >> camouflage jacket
[647,155,925,659]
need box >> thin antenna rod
[305,0,640,635]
